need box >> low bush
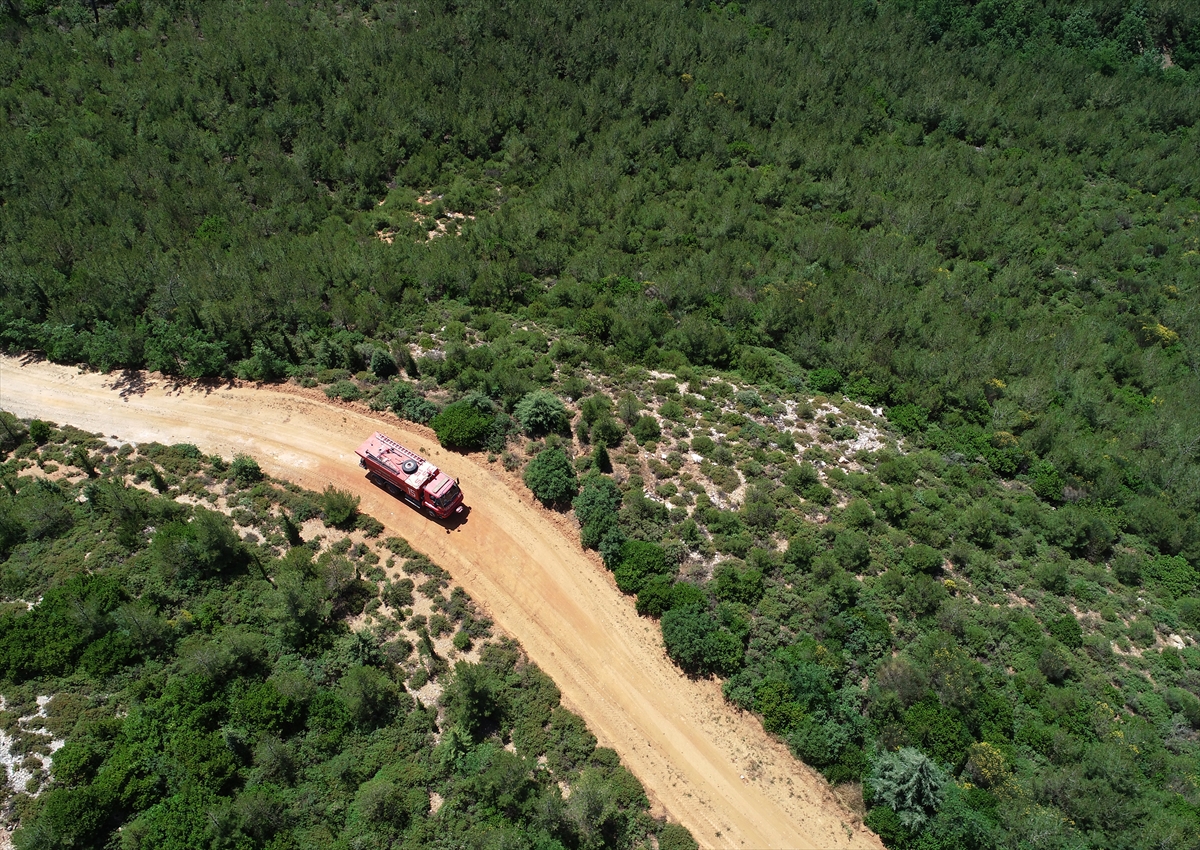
[321,485,360,529]
[370,381,437,424]
[230,455,263,487]
[323,380,362,402]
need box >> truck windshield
[432,484,461,509]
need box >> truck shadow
[435,506,471,532]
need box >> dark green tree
[443,661,503,741]
[28,419,51,445]
[523,447,577,507]
[592,442,612,474]
[631,415,662,445]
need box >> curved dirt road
[0,357,881,850]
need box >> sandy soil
[0,356,881,850]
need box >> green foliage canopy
[522,446,578,506]
[514,391,570,436]
[431,402,493,451]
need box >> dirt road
[0,356,881,850]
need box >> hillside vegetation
[0,420,688,850]
[2,1,1200,848]
[306,298,1198,850]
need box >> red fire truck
[355,432,464,519]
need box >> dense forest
[2,0,1200,551]
[0,419,693,850]
[2,0,1200,848]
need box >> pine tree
[592,442,612,473]
[869,747,948,830]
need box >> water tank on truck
[355,432,464,519]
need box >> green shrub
[617,393,642,426]
[833,530,871,571]
[323,380,362,402]
[237,341,289,382]
[560,374,589,400]
[903,573,946,617]
[808,368,843,394]
[661,604,742,676]
[670,582,707,609]
[591,442,612,473]
[887,404,929,435]
[368,348,397,378]
[340,665,400,729]
[514,391,569,435]
[573,474,622,538]
[635,575,675,617]
[804,484,834,505]
[383,578,415,609]
[523,446,578,506]
[659,823,699,850]
[28,419,52,445]
[321,485,361,529]
[1029,461,1065,503]
[355,514,384,537]
[844,499,875,529]
[1178,598,1200,629]
[370,381,437,423]
[878,456,918,485]
[230,455,263,487]
[902,544,943,575]
[1038,643,1072,683]
[612,540,671,595]
[1047,614,1083,649]
[590,415,626,448]
[1143,555,1199,600]
[431,401,494,450]
[659,399,686,421]
[711,561,764,606]
[579,394,612,425]
[1128,618,1156,648]
[784,535,818,572]
[598,525,628,569]
[738,486,776,532]
[0,412,30,454]
[631,415,662,445]
[1035,561,1070,594]
[781,463,818,491]
[1113,552,1142,586]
